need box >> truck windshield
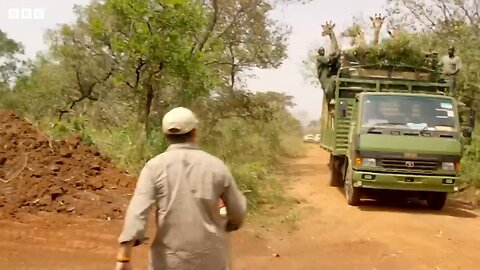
[361,95,457,131]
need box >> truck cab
[346,92,464,209]
[320,63,475,209]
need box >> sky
[0,0,388,125]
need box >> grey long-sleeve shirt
[118,142,247,270]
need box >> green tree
[387,0,480,109]
[43,0,213,136]
[2,0,308,208]
[307,119,319,129]
[0,30,26,90]
[37,0,307,138]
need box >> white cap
[162,107,198,135]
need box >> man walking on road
[115,107,247,270]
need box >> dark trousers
[446,76,457,96]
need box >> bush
[345,33,434,70]
[200,116,302,210]
[0,0,305,213]
[461,124,480,187]
[13,110,302,212]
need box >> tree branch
[205,60,237,66]
[458,1,476,24]
[195,0,219,53]
[434,0,452,24]
[125,59,146,90]
[214,3,257,40]
[57,68,112,122]
[474,0,480,21]
[228,43,236,89]
[404,1,437,29]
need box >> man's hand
[225,220,241,232]
[115,262,132,270]
[218,198,227,217]
[116,241,134,270]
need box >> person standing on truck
[316,47,340,106]
[115,107,247,270]
[327,50,341,77]
[439,46,462,96]
[424,49,439,70]
[316,47,329,87]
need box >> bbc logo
[8,8,45,20]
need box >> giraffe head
[321,21,336,37]
[341,24,365,46]
[370,13,386,31]
[387,26,401,39]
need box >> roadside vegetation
[0,0,310,212]
[304,120,320,135]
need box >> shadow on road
[335,187,478,219]
[358,199,478,219]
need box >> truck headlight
[362,158,377,167]
[441,162,455,171]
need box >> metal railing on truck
[335,63,450,99]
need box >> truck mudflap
[351,170,460,193]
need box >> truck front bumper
[351,170,460,193]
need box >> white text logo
[8,8,45,20]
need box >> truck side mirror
[458,103,476,128]
[462,127,473,146]
[338,100,348,118]
[462,127,472,138]
[468,109,476,128]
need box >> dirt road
[1,146,479,269]
[231,146,480,270]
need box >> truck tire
[328,154,343,187]
[345,178,361,206]
[344,161,361,206]
[426,192,447,210]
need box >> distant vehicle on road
[314,134,321,143]
[303,134,315,143]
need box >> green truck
[320,61,476,210]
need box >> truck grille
[381,159,438,171]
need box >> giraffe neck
[359,39,366,46]
[329,32,339,52]
[358,33,366,47]
[372,27,381,45]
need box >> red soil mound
[0,110,136,220]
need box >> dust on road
[1,146,479,270]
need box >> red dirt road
[1,146,479,269]
[232,146,480,270]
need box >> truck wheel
[426,192,447,210]
[328,155,343,187]
[344,172,361,206]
